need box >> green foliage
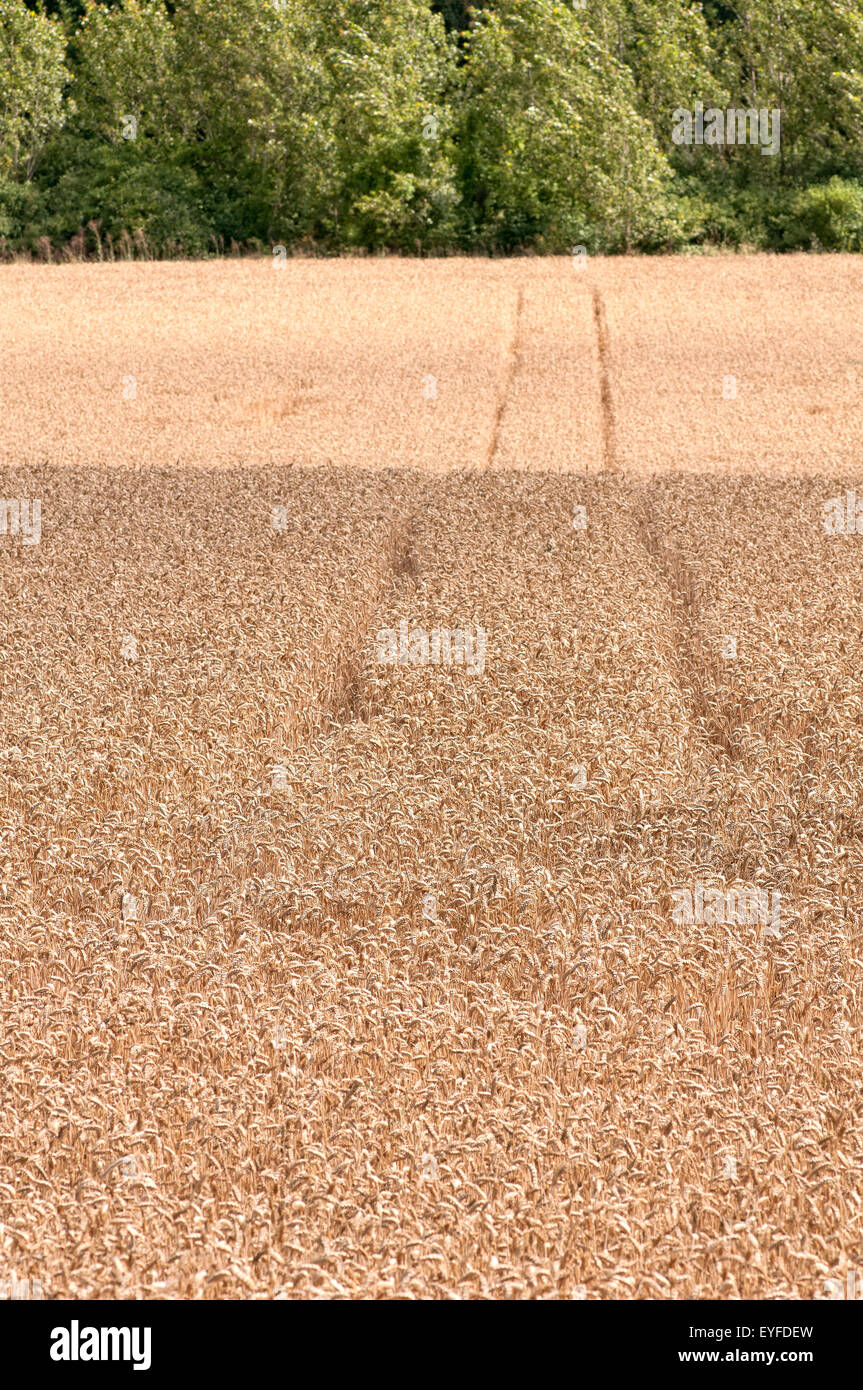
[73,0,178,143]
[455,0,674,251]
[724,1,863,184]
[5,0,863,255]
[34,141,212,252]
[779,178,863,252]
[0,170,42,235]
[584,0,724,121]
[0,0,69,179]
[170,0,309,240]
[308,1,458,249]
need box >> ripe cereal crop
[1,256,862,1301]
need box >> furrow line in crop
[329,492,428,725]
[633,496,737,764]
[486,288,524,467]
[591,288,617,472]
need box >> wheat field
[1,255,862,1300]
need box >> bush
[39,143,214,255]
[779,178,863,252]
[0,173,42,239]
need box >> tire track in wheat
[633,493,736,763]
[330,485,429,724]
[486,288,524,467]
[592,288,617,471]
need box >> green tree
[0,0,69,179]
[168,0,313,240]
[456,0,675,251]
[587,1,724,127]
[721,0,863,183]
[7,0,863,256]
[280,0,457,250]
[74,0,178,144]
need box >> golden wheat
[0,257,861,1300]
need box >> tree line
[2,0,862,257]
